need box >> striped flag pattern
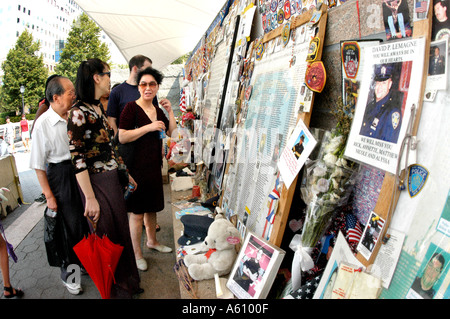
[415,1,428,12]
[179,88,186,113]
[346,213,362,244]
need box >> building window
[18,5,21,11]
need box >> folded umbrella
[73,221,123,299]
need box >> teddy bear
[183,213,240,281]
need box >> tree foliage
[1,30,48,113]
[55,13,111,83]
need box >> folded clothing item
[178,214,214,246]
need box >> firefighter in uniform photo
[292,134,305,159]
[360,63,404,144]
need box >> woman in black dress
[119,67,176,271]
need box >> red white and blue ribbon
[263,173,281,239]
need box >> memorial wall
[172,0,450,299]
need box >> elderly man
[30,75,89,295]
[360,64,404,143]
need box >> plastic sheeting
[74,0,227,69]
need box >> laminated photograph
[425,38,448,92]
[278,118,317,189]
[357,212,386,260]
[344,38,426,174]
[227,232,285,299]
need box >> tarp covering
[74,0,228,69]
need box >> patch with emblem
[277,8,285,24]
[284,0,292,20]
[282,22,291,46]
[305,61,326,93]
[306,37,320,62]
[271,0,277,12]
[256,41,265,61]
[408,164,429,197]
[392,111,400,130]
[341,41,360,79]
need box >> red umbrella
[73,223,123,299]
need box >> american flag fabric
[415,1,428,12]
[346,213,363,244]
[268,177,280,200]
[284,275,322,299]
[179,88,186,112]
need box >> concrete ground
[0,144,181,299]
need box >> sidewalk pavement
[1,145,180,299]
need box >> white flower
[323,153,337,167]
[312,165,327,177]
[71,110,86,127]
[335,157,348,168]
[331,167,344,178]
[331,178,339,190]
[328,193,341,204]
[324,135,344,153]
[316,178,329,193]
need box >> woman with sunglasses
[67,58,142,298]
[118,67,176,271]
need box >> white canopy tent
[74,0,228,69]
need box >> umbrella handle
[87,216,97,234]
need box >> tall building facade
[0,0,83,74]
[0,0,125,80]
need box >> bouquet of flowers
[300,130,359,249]
[290,99,359,291]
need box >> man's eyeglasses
[139,81,158,89]
[98,71,111,77]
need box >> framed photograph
[227,232,285,299]
[344,38,426,174]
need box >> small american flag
[346,214,362,244]
[179,88,186,113]
[269,175,281,200]
[415,1,428,13]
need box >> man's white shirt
[29,106,71,171]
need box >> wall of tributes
[172,0,450,299]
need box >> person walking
[19,114,30,152]
[5,117,16,154]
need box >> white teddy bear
[183,213,240,281]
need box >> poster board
[200,12,240,169]
[353,11,434,267]
[220,6,328,245]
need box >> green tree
[55,13,111,83]
[172,52,191,65]
[1,30,48,113]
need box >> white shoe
[148,244,172,253]
[136,258,148,271]
[62,280,83,295]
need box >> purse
[114,104,139,169]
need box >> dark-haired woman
[118,67,176,271]
[67,58,142,298]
